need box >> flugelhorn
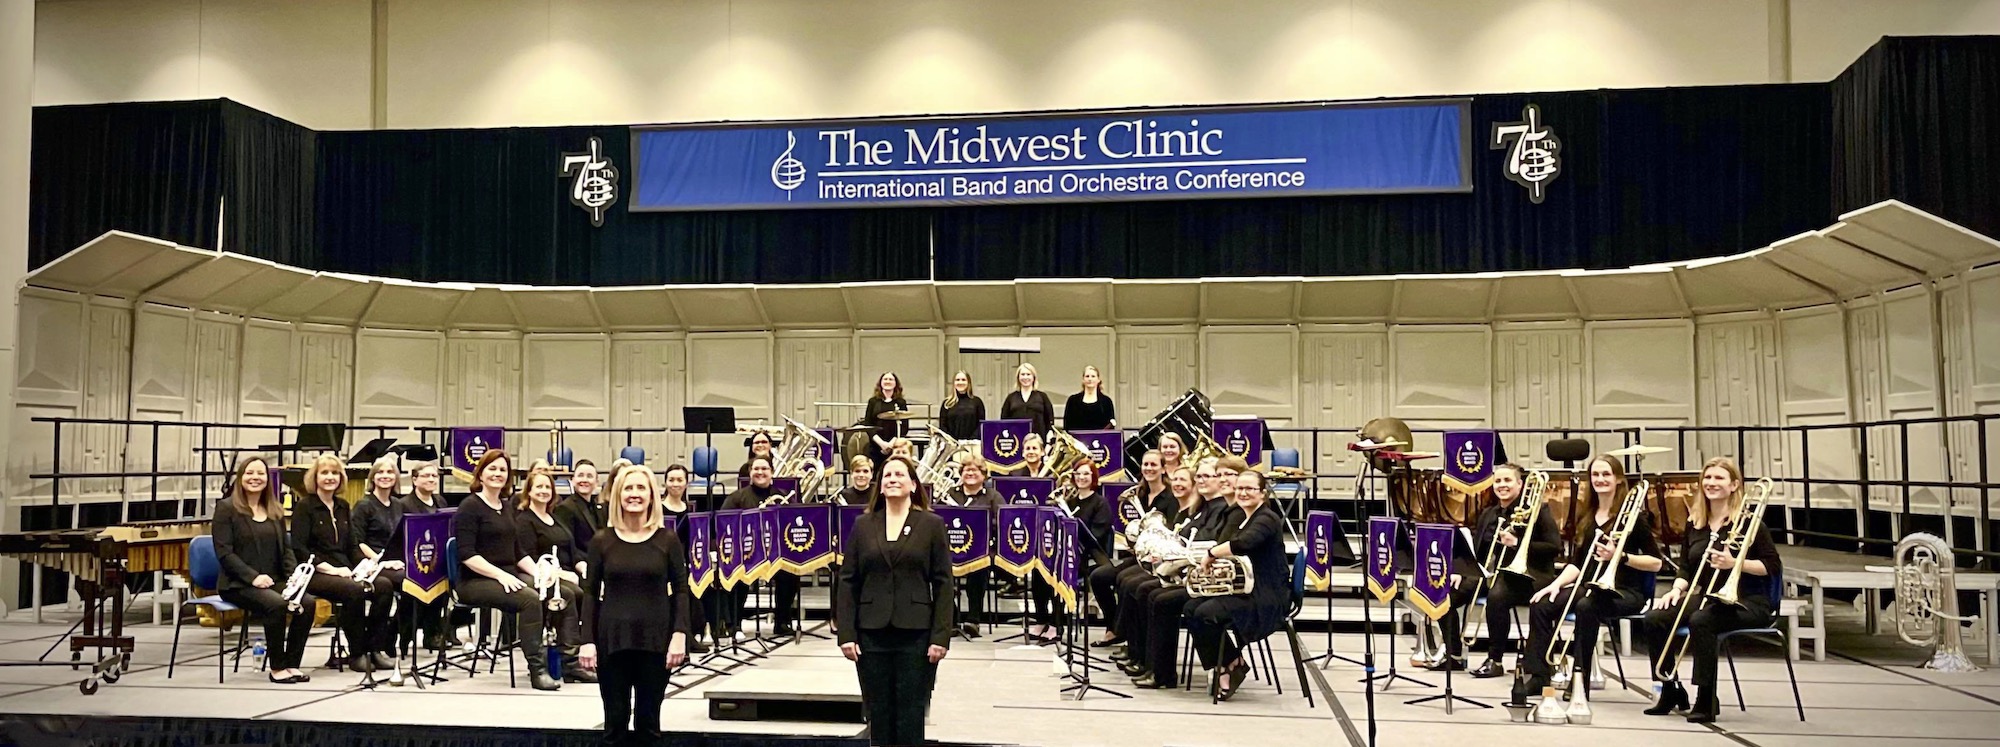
[282,555,316,614]
[1654,477,1771,681]
[1896,532,1982,672]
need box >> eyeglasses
[1195,472,1217,479]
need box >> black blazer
[211,500,297,594]
[291,494,360,570]
[836,509,954,648]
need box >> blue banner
[632,101,1469,210]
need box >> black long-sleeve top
[212,500,296,594]
[1062,393,1116,431]
[836,509,955,647]
[515,508,579,570]
[1565,509,1662,594]
[1000,390,1054,438]
[936,395,985,442]
[399,491,444,516]
[863,396,911,450]
[581,528,692,655]
[1065,489,1115,567]
[721,484,775,511]
[551,493,608,551]
[1190,496,1236,542]
[291,494,359,570]
[662,498,694,550]
[835,486,870,506]
[1472,500,1562,587]
[1213,500,1292,639]
[453,493,526,576]
[352,492,405,562]
[1678,520,1783,605]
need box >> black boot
[1645,680,1689,715]
[527,655,561,691]
[1509,673,1547,706]
[1686,685,1718,723]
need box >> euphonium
[1184,551,1255,598]
[1896,532,1982,672]
[915,436,968,500]
[1654,477,1772,681]
[1131,511,1191,567]
[772,416,831,500]
[281,555,316,614]
[1041,428,1096,481]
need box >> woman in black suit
[836,456,952,747]
[293,453,398,673]
[1186,470,1291,700]
[864,372,911,472]
[1000,363,1054,439]
[212,456,316,684]
[1062,365,1117,432]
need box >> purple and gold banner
[1407,522,1456,620]
[995,505,1039,577]
[816,428,838,472]
[1365,517,1399,604]
[1035,506,1063,585]
[687,512,714,597]
[980,419,1035,471]
[836,505,866,563]
[756,508,780,583]
[1072,430,1126,481]
[1214,419,1266,467]
[992,476,1054,506]
[1057,515,1082,611]
[776,504,835,575]
[450,426,507,481]
[935,506,992,576]
[1107,482,1143,538]
[769,476,802,503]
[1304,510,1336,592]
[400,510,455,604]
[1441,430,1499,494]
[715,508,743,590]
[738,509,765,585]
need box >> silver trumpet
[352,557,383,587]
[534,546,566,614]
[281,555,315,614]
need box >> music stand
[1300,509,1361,670]
[1354,449,1433,695]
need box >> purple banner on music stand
[401,510,455,604]
[992,476,1053,506]
[715,508,743,590]
[1441,430,1498,494]
[451,426,506,480]
[980,419,1034,471]
[1214,419,1266,467]
[1408,522,1456,620]
[687,512,714,597]
[816,428,838,472]
[1035,506,1063,585]
[835,505,866,563]
[935,506,992,576]
[776,504,834,575]
[995,505,1038,577]
[757,508,780,583]
[1365,516,1399,604]
[1304,511,1336,592]
[1057,515,1082,611]
[1072,430,1126,481]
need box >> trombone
[1653,477,1773,681]
[1543,479,1651,673]
[1461,470,1549,653]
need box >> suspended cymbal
[1603,444,1673,457]
[876,410,928,421]
[834,424,877,433]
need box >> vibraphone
[0,518,208,694]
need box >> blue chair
[619,446,647,465]
[1706,574,1805,721]
[1281,551,1317,708]
[690,446,720,491]
[547,446,574,469]
[1268,448,1307,505]
[167,536,251,683]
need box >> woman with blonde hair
[292,453,397,672]
[351,455,408,670]
[580,464,692,743]
[937,370,986,442]
[1063,365,1117,432]
[211,456,317,683]
[1000,363,1054,439]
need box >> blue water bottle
[252,637,267,668]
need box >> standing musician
[398,462,450,652]
[553,460,607,549]
[943,456,998,639]
[937,370,986,443]
[1001,363,1055,439]
[1452,463,1560,676]
[213,457,316,684]
[1640,456,1782,723]
[1089,450,1169,648]
[1114,457,1244,689]
[722,456,800,637]
[516,471,591,683]
[452,449,561,691]
[836,456,953,747]
[837,455,874,506]
[1523,454,1664,695]
[351,455,409,673]
[1063,365,1117,431]
[864,372,911,472]
[579,465,692,745]
[1187,470,1290,701]
[293,454,398,673]
[659,463,714,652]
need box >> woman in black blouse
[735,432,778,481]
[836,456,952,747]
[1640,457,1783,723]
[864,372,910,472]
[1062,365,1117,432]
[1000,363,1054,439]
[580,466,691,744]
[936,370,985,442]
[1187,471,1291,700]
[452,450,561,691]
[212,457,316,684]
[1462,463,1560,679]
[1523,454,1664,695]
[660,463,714,651]
[516,470,591,683]
[837,455,874,506]
[397,462,449,652]
[351,455,408,672]
[293,454,397,673]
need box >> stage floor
[0,593,1994,747]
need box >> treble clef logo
[771,130,805,196]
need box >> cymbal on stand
[1603,444,1672,458]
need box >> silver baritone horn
[282,554,316,614]
[1896,532,1982,672]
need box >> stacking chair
[167,536,251,683]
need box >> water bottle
[252,637,267,668]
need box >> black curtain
[932,84,1832,280]
[220,101,318,267]
[1834,36,2000,239]
[30,101,225,267]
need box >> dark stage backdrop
[1834,36,2000,241]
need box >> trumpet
[533,546,566,614]
[1654,477,1772,680]
[1462,470,1550,653]
[282,555,316,614]
[353,557,383,586]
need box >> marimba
[0,518,208,694]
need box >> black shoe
[267,673,303,685]
[370,652,397,671]
[689,637,711,654]
[565,667,599,684]
[1425,656,1466,672]
[772,625,796,638]
[1646,680,1690,716]
[1469,659,1505,679]
[1686,686,1718,723]
[529,669,561,691]
[1090,637,1123,648]
[345,654,374,673]
[1134,674,1170,689]
[958,623,982,640]
[424,634,445,651]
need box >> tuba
[1896,532,1982,672]
[1654,477,1772,680]
[282,555,316,614]
[1130,511,1191,567]
[916,436,969,500]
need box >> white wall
[31,0,2000,130]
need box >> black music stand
[1058,529,1128,701]
[1300,509,1361,670]
[1401,530,1491,714]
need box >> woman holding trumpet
[212,457,316,684]
[516,470,591,683]
[1640,457,1782,723]
[1522,455,1663,697]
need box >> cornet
[533,546,566,614]
[352,557,383,586]
[282,555,316,614]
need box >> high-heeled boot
[1644,680,1689,715]
[526,653,561,691]
[1685,685,1719,723]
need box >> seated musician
[552,459,607,549]
[1114,456,1244,688]
[1640,456,1782,723]
[836,455,873,506]
[397,461,450,652]
[722,456,800,638]
[659,463,714,652]
[1058,461,1115,640]
[292,453,399,674]
[1185,470,1290,701]
[943,455,998,639]
[735,431,777,481]
[452,449,562,691]
[212,456,316,684]
[1522,454,1664,697]
[351,455,409,674]
[1441,463,1560,676]
[1089,450,1172,648]
[515,471,591,683]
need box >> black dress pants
[599,649,670,740]
[1640,598,1773,689]
[1088,559,1131,629]
[959,569,991,625]
[731,574,801,632]
[856,627,935,747]
[219,588,316,670]
[306,571,395,657]
[1525,585,1645,677]
[1142,585,1192,687]
[455,572,546,663]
